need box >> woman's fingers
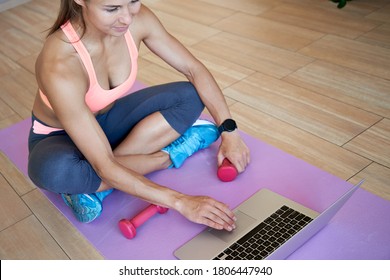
[197,198,236,231]
[178,195,237,231]
[204,210,236,231]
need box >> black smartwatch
[218,119,237,134]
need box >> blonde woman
[28,0,250,231]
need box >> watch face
[224,119,237,131]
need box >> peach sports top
[39,20,138,114]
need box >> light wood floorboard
[299,34,390,80]
[283,60,390,119]
[225,72,382,146]
[344,118,390,168]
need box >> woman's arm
[137,5,250,172]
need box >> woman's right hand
[174,194,237,231]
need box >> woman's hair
[47,0,86,37]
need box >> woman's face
[81,0,141,36]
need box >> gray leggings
[28,82,204,194]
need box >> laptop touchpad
[209,210,257,243]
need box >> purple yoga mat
[1,84,389,260]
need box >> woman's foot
[94,189,114,202]
[162,119,219,168]
[62,189,113,223]
[61,193,103,223]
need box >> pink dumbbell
[118,204,169,239]
[217,158,238,182]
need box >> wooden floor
[0,0,389,259]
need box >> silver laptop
[174,180,364,260]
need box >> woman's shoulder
[35,29,88,96]
[39,30,77,64]
[131,4,165,39]
[36,29,85,80]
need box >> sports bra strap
[61,21,98,86]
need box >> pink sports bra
[39,21,138,113]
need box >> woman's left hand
[217,131,250,173]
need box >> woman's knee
[29,150,68,193]
[28,139,100,194]
[160,82,205,133]
[175,81,204,111]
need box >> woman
[28,0,250,231]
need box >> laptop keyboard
[214,205,313,260]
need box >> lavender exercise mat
[1,90,389,260]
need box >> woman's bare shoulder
[130,4,165,41]
[36,29,87,93]
[37,31,81,73]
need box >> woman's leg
[97,82,206,175]
[28,133,105,223]
[28,82,204,193]
[114,112,177,174]
[28,134,101,194]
